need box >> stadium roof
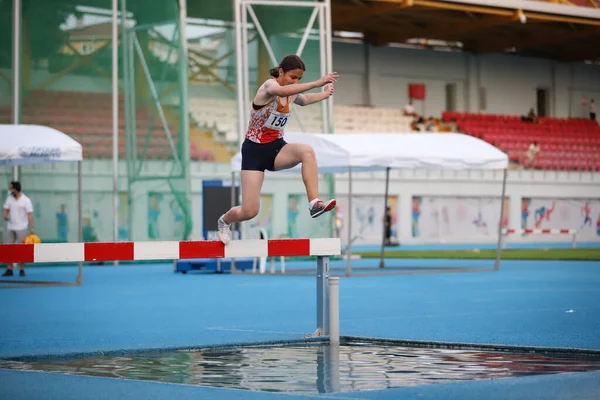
[331,0,600,62]
[55,0,600,62]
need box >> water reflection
[1,342,600,394]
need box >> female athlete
[217,54,338,244]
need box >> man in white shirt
[3,181,35,277]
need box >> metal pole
[324,0,334,132]
[246,6,279,66]
[328,277,339,345]
[112,0,119,248]
[296,7,319,58]
[234,0,245,146]
[126,31,135,241]
[316,255,330,336]
[178,0,193,243]
[241,3,250,115]
[345,166,352,276]
[77,161,83,285]
[323,0,336,240]
[318,7,328,133]
[379,167,390,268]
[494,169,508,270]
[12,0,21,181]
[133,38,182,167]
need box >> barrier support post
[316,255,330,336]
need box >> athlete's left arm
[294,84,334,106]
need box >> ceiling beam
[409,0,514,16]
[368,0,600,25]
[358,11,523,45]
[332,2,412,25]
[526,11,600,26]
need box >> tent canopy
[231,132,509,173]
[0,124,83,167]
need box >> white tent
[231,132,508,172]
[0,124,82,166]
[231,132,509,275]
[0,124,83,286]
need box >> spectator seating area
[443,112,600,172]
[188,97,413,142]
[2,90,599,172]
[334,105,413,133]
[0,90,214,161]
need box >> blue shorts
[241,138,287,172]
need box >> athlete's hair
[269,55,306,78]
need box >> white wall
[331,42,600,119]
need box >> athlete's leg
[217,171,264,244]
[273,143,335,218]
[222,170,264,223]
[274,143,318,201]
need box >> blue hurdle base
[175,258,254,274]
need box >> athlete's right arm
[264,72,339,98]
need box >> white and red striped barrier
[503,229,577,235]
[501,228,578,248]
[0,238,341,264]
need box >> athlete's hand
[319,72,339,86]
[323,84,334,98]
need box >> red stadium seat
[452,112,600,171]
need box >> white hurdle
[251,228,286,274]
[502,228,578,248]
[0,238,341,342]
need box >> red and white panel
[0,238,341,264]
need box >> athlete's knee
[301,146,316,162]
[241,203,260,220]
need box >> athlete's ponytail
[270,55,305,78]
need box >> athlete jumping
[217,55,338,244]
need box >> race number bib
[264,110,290,131]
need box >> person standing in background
[590,98,596,121]
[3,181,35,277]
[384,206,392,246]
[56,204,68,242]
